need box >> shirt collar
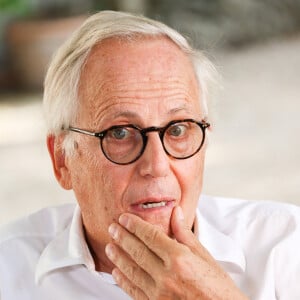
[35,205,95,284]
[36,203,245,284]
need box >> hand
[105,206,248,300]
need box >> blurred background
[1,0,300,226]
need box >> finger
[112,268,149,300]
[118,213,175,261]
[171,206,220,265]
[171,206,197,246]
[105,242,156,293]
[108,222,163,277]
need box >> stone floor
[1,33,300,226]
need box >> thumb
[172,207,218,263]
[171,206,196,246]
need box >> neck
[84,227,114,273]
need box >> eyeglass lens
[101,121,204,164]
[102,127,143,164]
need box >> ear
[47,134,72,190]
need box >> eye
[110,127,131,140]
[167,124,187,137]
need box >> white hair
[43,10,218,154]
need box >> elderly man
[0,10,299,300]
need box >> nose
[137,132,170,178]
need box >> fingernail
[112,268,120,282]
[105,244,115,259]
[108,224,118,239]
[176,206,184,221]
[119,214,129,228]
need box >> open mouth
[139,201,167,209]
[130,198,175,212]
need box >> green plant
[0,0,30,15]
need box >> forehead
[77,36,201,125]
[81,35,196,77]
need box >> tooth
[141,201,167,209]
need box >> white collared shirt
[0,195,300,299]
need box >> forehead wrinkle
[96,89,192,104]
[82,78,192,116]
[90,71,197,96]
[83,78,198,127]
[109,105,193,121]
[79,39,201,129]
[92,82,194,110]
[92,100,147,128]
[91,101,198,130]
[99,80,189,99]
[92,91,194,119]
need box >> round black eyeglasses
[65,119,210,165]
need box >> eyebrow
[168,105,193,115]
[111,110,140,119]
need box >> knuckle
[113,269,142,299]
[143,227,160,244]
[126,284,139,298]
[131,244,148,264]
[122,281,144,300]
[115,226,124,242]
[160,275,174,290]
[123,263,138,280]
[169,249,189,271]
[172,256,185,271]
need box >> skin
[48,36,248,299]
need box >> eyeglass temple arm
[67,127,98,137]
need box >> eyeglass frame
[64,118,210,165]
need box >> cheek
[85,159,134,213]
[70,138,135,203]
[67,146,114,206]
[68,153,130,233]
[175,153,205,226]
[178,153,205,194]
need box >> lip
[129,197,176,213]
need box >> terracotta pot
[6,15,86,91]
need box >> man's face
[65,36,207,249]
